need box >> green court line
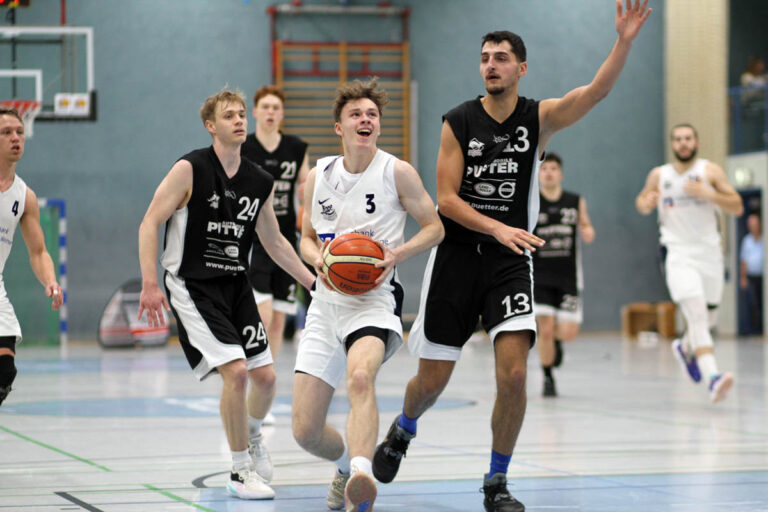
[142,484,218,512]
[0,424,112,472]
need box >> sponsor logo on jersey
[274,180,291,192]
[466,158,519,177]
[207,221,245,238]
[207,243,225,256]
[493,134,510,143]
[224,189,237,200]
[474,182,496,196]
[224,245,239,258]
[663,197,675,208]
[538,212,549,224]
[207,192,220,209]
[265,159,279,167]
[318,198,337,220]
[467,138,485,157]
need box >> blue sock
[488,451,511,478]
[397,410,418,435]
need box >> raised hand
[616,0,652,43]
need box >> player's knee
[0,355,17,387]
[346,367,374,397]
[292,419,322,450]
[248,366,276,393]
[220,362,249,392]
[497,366,526,394]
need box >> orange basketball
[322,233,384,295]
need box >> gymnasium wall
[3,0,666,338]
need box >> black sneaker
[482,473,525,512]
[372,416,414,483]
[543,375,557,397]
[553,340,564,368]
[0,384,11,406]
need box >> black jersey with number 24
[161,146,274,280]
[442,96,541,245]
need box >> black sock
[0,354,17,387]
[542,365,553,378]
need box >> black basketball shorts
[165,272,271,381]
[408,239,536,360]
[249,245,298,314]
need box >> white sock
[698,353,718,382]
[232,449,250,471]
[249,417,264,439]
[350,456,372,477]
[333,446,350,475]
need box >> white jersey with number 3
[658,159,721,255]
[311,149,407,308]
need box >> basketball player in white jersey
[0,108,63,407]
[534,152,594,397]
[138,89,315,500]
[636,123,743,403]
[291,79,443,511]
[374,3,651,511]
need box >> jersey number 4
[11,200,19,217]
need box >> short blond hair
[332,78,388,122]
[200,88,246,125]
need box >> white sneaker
[227,464,275,500]
[709,372,734,403]
[326,470,350,510]
[249,433,273,483]
[344,472,377,512]
[263,411,276,425]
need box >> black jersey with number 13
[442,96,541,246]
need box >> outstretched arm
[138,160,193,326]
[257,189,316,291]
[437,120,544,254]
[684,162,744,216]
[636,167,660,215]
[19,187,63,311]
[539,0,651,148]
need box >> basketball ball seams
[321,232,386,295]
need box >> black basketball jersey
[241,133,307,245]
[442,96,541,245]
[161,146,274,280]
[533,190,581,289]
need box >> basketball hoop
[0,99,42,137]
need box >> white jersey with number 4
[311,149,407,308]
[658,159,721,256]
[0,174,26,339]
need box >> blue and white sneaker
[671,339,701,383]
[709,372,734,403]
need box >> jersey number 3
[365,193,376,213]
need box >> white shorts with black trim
[294,298,403,389]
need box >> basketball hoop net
[0,99,42,137]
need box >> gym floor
[1,333,766,511]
